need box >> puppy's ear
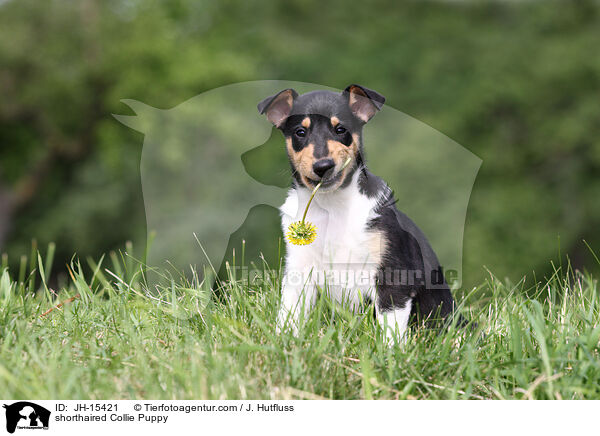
[257,88,298,127]
[344,84,385,123]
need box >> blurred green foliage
[1,0,599,287]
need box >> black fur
[360,170,460,324]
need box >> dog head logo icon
[3,402,50,434]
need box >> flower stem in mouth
[287,157,352,246]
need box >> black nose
[313,159,335,178]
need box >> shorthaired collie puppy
[258,84,462,342]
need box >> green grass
[1,242,599,399]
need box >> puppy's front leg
[277,274,317,336]
[376,299,412,345]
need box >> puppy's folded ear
[344,84,385,123]
[257,88,298,127]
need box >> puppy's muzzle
[312,158,335,179]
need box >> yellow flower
[286,157,351,247]
[287,221,317,245]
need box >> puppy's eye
[335,125,347,134]
[295,128,307,137]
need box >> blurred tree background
[1,0,599,288]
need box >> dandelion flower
[286,157,351,246]
[286,221,317,245]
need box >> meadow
[1,242,599,400]
[2,0,600,403]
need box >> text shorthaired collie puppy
[258,84,463,342]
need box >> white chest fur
[279,173,386,309]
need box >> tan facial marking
[330,116,339,127]
[286,137,316,187]
[301,117,311,128]
[328,134,360,159]
[351,133,360,150]
[287,134,361,190]
[326,136,359,189]
[327,140,356,167]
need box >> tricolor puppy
[258,85,462,342]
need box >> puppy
[258,85,462,342]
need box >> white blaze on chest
[280,176,387,307]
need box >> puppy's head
[258,85,385,191]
